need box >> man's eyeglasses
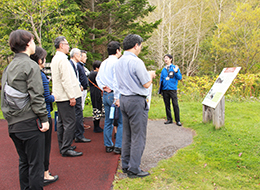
[61,42,69,46]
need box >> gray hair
[70,48,81,58]
[54,36,66,49]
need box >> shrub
[152,74,260,102]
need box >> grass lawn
[113,96,260,189]
[48,103,93,119]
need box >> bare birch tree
[144,0,255,75]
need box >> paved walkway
[116,119,195,179]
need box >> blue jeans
[103,91,123,148]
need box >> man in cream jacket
[51,36,83,157]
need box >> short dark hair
[9,30,34,53]
[123,34,143,50]
[30,46,47,64]
[164,54,173,63]
[54,36,66,49]
[93,60,101,70]
[81,50,87,54]
[107,41,121,55]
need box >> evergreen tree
[74,0,161,66]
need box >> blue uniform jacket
[160,64,182,91]
[41,71,55,117]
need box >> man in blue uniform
[160,54,182,126]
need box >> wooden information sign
[202,67,241,129]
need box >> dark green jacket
[1,53,48,126]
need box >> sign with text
[202,67,241,108]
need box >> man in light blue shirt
[96,41,123,154]
[115,34,156,178]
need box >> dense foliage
[179,74,260,101]
[0,0,160,69]
[0,1,260,75]
[210,3,260,74]
[152,73,260,102]
[145,0,260,75]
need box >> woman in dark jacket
[88,60,104,133]
[1,30,49,190]
[30,46,59,186]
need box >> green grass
[49,102,93,119]
[83,104,93,118]
[114,96,260,190]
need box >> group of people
[51,37,91,160]
[1,29,183,189]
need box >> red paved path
[0,118,119,190]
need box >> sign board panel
[202,67,241,108]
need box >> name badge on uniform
[166,77,170,80]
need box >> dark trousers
[120,95,149,174]
[57,101,76,154]
[10,130,45,190]
[74,97,85,139]
[44,117,52,171]
[162,90,180,122]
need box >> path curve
[115,119,195,180]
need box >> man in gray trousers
[51,37,83,157]
[115,34,156,178]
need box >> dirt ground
[115,119,195,179]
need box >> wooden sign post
[202,67,241,129]
[203,96,225,129]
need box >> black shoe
[113,147,121,154]
[75,137,91,143]
[164,120,173,124]
[62,150,83,157]
[176,121,182,126]
[106,146,114,153]
[93,127,103,133]
[122,168,128,173]
[127,170,150,178]
[69,146,76,150]
[43,175,59,186]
